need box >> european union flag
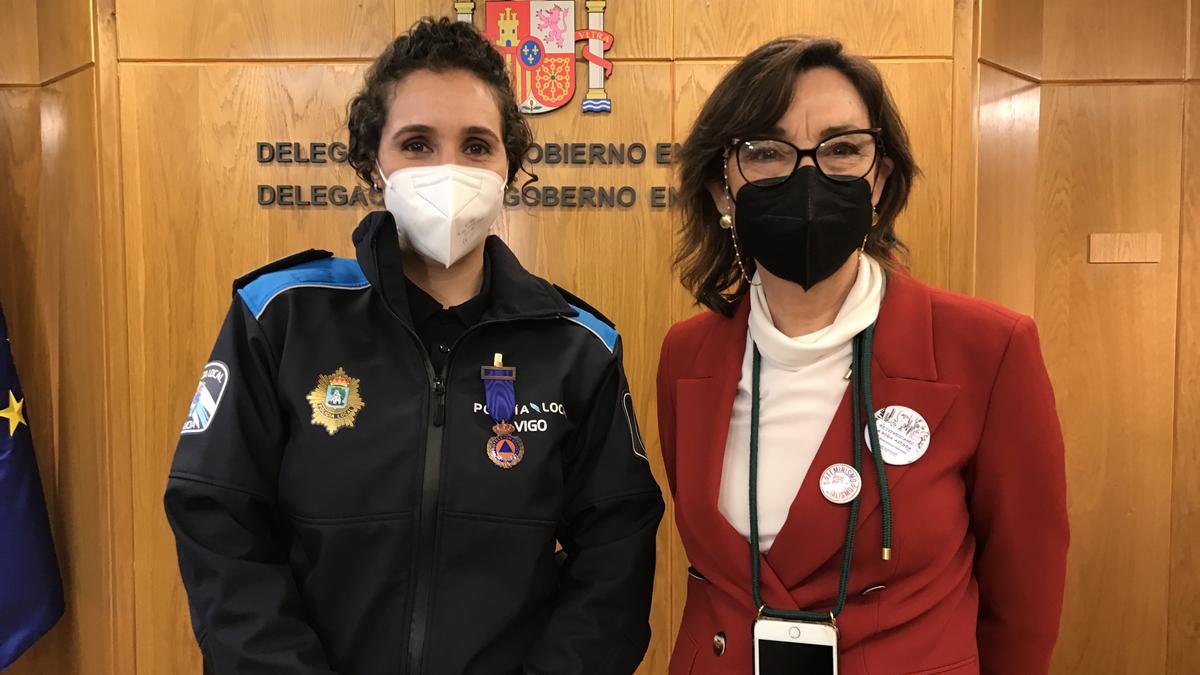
[0,306,63,669]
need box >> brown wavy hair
[675,37,918,316]
[347,17,533,188]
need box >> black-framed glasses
[732,129,883,187]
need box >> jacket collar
[352,211,572,327]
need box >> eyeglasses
[731,129,883,187]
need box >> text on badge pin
[819,463,862,504]
[866,405,931,466]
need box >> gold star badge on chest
[306,367,364,435]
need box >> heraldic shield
[486,1,577,114]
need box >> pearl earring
[720,213,733,229]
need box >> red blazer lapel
[671,298,801,610]
[766,272,960,589]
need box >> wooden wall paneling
[1191,0,1200,80]
[0,86,69,675]
[1042,0,1187,81]
[978,0,1042,80]
[974,65,1039,315]
[673,0,953,60]
[947,0,979,296]
[875,60,953,289]
[37,0,94,83]
[36,67,113,674]
[0,90,43,326]
[116,0,394,60]
[1087,232,1163,264]
[495,60,676,674]
[592,0,671,61]
[94,0,138,670]
[248,64,374,259]
[0,0,40,85]
[395,0,461,30]
[1169,82,1200,674]
[1037,83,1183,675]
[121,62,262,675]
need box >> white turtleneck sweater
[718,254,886,552]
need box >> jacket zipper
[403,315,561,674]
[406,358,444,675]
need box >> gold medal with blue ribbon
[483,353,524,469]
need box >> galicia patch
[866,405,931,466]
[182,361,229,434]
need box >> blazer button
[712,632,726,656]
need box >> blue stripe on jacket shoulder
[237,256,369,317]
[565,304,618,353]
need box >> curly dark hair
[347,17,532,188]
[675,37,919,316]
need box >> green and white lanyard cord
[749,323,894,625]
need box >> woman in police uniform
[165,18,663,675]
[657,37,1068,674]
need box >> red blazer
[657,272,1068,675]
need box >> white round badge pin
[866,405,932,466]
[819,463,862,504]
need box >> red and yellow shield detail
[486,1,577,114]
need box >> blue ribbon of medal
[482,353,525,468]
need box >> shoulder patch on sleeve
[182,361,229,434]
[237,255,370,318]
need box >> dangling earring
[862,206,879,253]
[720,213,733,229]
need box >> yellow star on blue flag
[0,304,64,668]
[0,390,26,436]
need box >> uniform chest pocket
[277,379,427,519]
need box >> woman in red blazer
[658,37,1068,675]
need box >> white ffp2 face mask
[378,163,506,268]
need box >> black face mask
[734,165,873,291]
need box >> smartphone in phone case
[753,617,838,675]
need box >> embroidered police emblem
[182,361,229,434]
[487,421,526,469]
[306,367,364,435]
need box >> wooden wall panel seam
[948,0,981,295]
[1166,78,1198,673]
[39,63,97,89]
[978,57,1040,84]
[36,0,96,85]
[94,0,139,672]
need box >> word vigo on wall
[254,140,680,209]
